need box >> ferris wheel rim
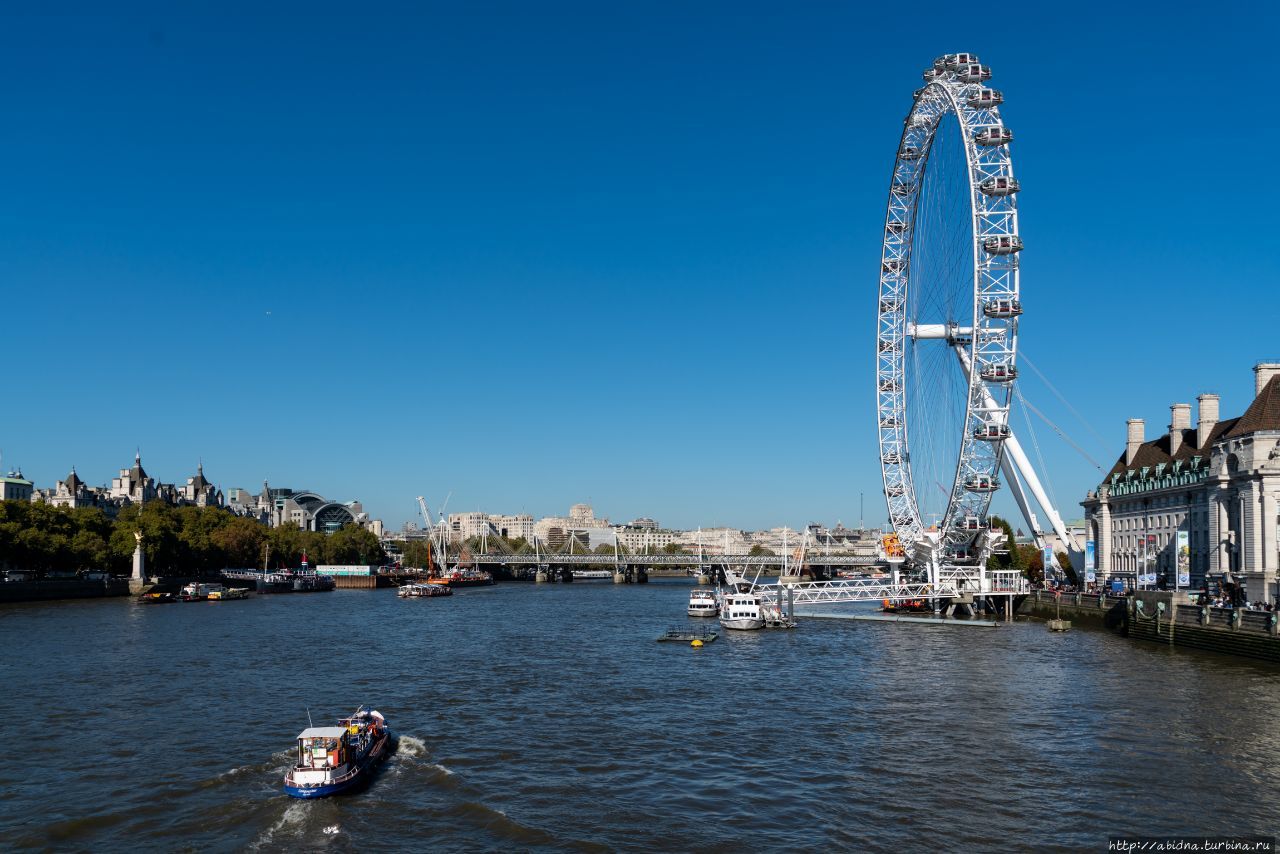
[875,54,1022,555]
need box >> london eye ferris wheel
[875,53,1026,572]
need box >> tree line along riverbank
[0,499,385,578]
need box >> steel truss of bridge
[751,569,1028,608]
[449,553,881,567]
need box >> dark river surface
[2,579,1278,851]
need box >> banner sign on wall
[1085,540,1096,584]
[1176,530,1190,588]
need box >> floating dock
[656,627,719,643]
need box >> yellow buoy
[690,639,703,648]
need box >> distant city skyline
[4,4,1277,532]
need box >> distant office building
[614,524,675,553]
[1082,363,1280,603]
[272,488,370,533]
[490,513,534,542]
[534,503,612,544]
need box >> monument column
[129,530,148,594]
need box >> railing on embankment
[1019,590,1127,630]
[1022,589,1280,663]
[1128,592,1280,663]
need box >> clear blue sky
[3,2,1277,532]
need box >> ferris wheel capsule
[983,235,1024,255]
[956,63,991,84]
[967,89,1004,109]
[963,476,1000,493]
[899,145,923,160]
[937,53,980,71]
[974,127,1013,146]
[979,176,1020,196]
[982,298,1022,318]
[882,259,906,274]
[974,423,1012,441]
[979,363,1018,383]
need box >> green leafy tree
[326,524,386,565]
[211,516,267,568]
[986,516,1022,572]
[748,545,775,557]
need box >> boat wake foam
[250,801,310,850]
[396,735,428,758]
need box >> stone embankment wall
[0,578,131,603]
[1020,589,1280,663]
[1019,590,1127,630]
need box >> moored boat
[139,590,176,603]
[426,567,494,588]
[181,582,226,601]
[208,587,251,600]
[284,706,394,799]
[397,582,452,598]
[719,590,765,631]
[688,588,719,617]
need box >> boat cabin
[295,726,350,771]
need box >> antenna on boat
[307,707,314,728]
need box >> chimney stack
[1169,403,1191,456]
[1254,362,1280,398]
[1126,418,1144,466]
[1197,393,1220,449]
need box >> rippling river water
[2,580,1278,851]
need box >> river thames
[2,580,1278,851]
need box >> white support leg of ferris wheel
[951,343,1080,555]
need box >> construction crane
[416,496,447,576]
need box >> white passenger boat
[398,582,452,598]
[719,591,765,631]
[180,582,226,601]
[688,588,719,617]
